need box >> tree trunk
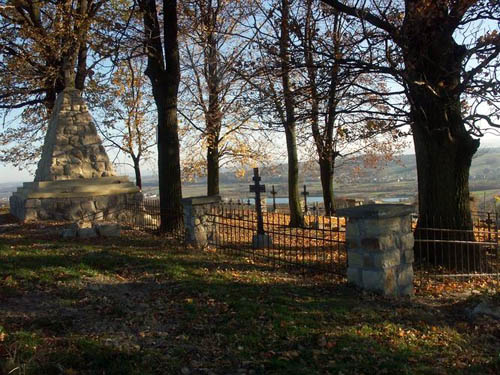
[280,0,304,228]
[412,112,481,270]
[285,125,304,227]
[206,143,219,196]
[141,0,183,233]
[204,11,221,197]
[156,91,183,232]
[75,43,88,91]
[133,157,142,190]
[402,13,481,269]
[319,158,335,216]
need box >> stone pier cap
[181,195,222,206]
[337,204,415,219]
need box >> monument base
[10,176,142,222]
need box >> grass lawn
[0,221,499,375]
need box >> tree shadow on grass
[1,232,499,374]
[3,274,498,375]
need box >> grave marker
[271,185,278,212]
[249,168,266,235]
[301,185,310,213]
[249,168,272,248]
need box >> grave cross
[249,168,265,234]
[301,185,310,213]
[271,185,278,211]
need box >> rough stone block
[194,225,208,249]
[361,235,396,251]
[397,264,413,289]
[363,255,375,268]
[347,267,362,286]
[399,283,414,297]
[348,251,364,268]
[362,268,396,296]
[372,250,400,268]
[66,205,83,221]
[360,217,402,237]
[400,216,412,233]
[93,211,104,221]
[78,227,98,238]
[61,228,77,238]
[38,209,50,220]
[24,209,38,222]
[94,222,120,237]
[25,199,41,208]
[397,233,414,251]
[402,249,414,264]
[81,200,96,213]
[95,197,109,210]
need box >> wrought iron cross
[301,184,309,213]
[249,168,265,234]
[271,185,277,211]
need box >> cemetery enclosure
[207,204,347,275]
[120,198,347,275]
[117,198,499,281]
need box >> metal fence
[207,203,347,276]
[413,211,499,279]
[116,198,184,241]
[112,198,498,281]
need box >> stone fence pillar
[337,204,415,297]
[182,195,221,249]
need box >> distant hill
[208,147,500,186]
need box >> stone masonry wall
[338,204,415,297]
[182,196,222,249]
[10,192,143,223]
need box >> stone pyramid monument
[10,88,142,222]
[34,88,115,181]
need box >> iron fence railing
[207,203,347,276]
[114,198,184,240]
[413,211,499,279]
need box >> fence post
[337,204,415,297]
[181,195,222,249]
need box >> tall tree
[93,57,156,189]
[179,0,265,195]
[297,0,406,215]
[139,0,183,232]
[319,1,500,239]
[240,0,305,226]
